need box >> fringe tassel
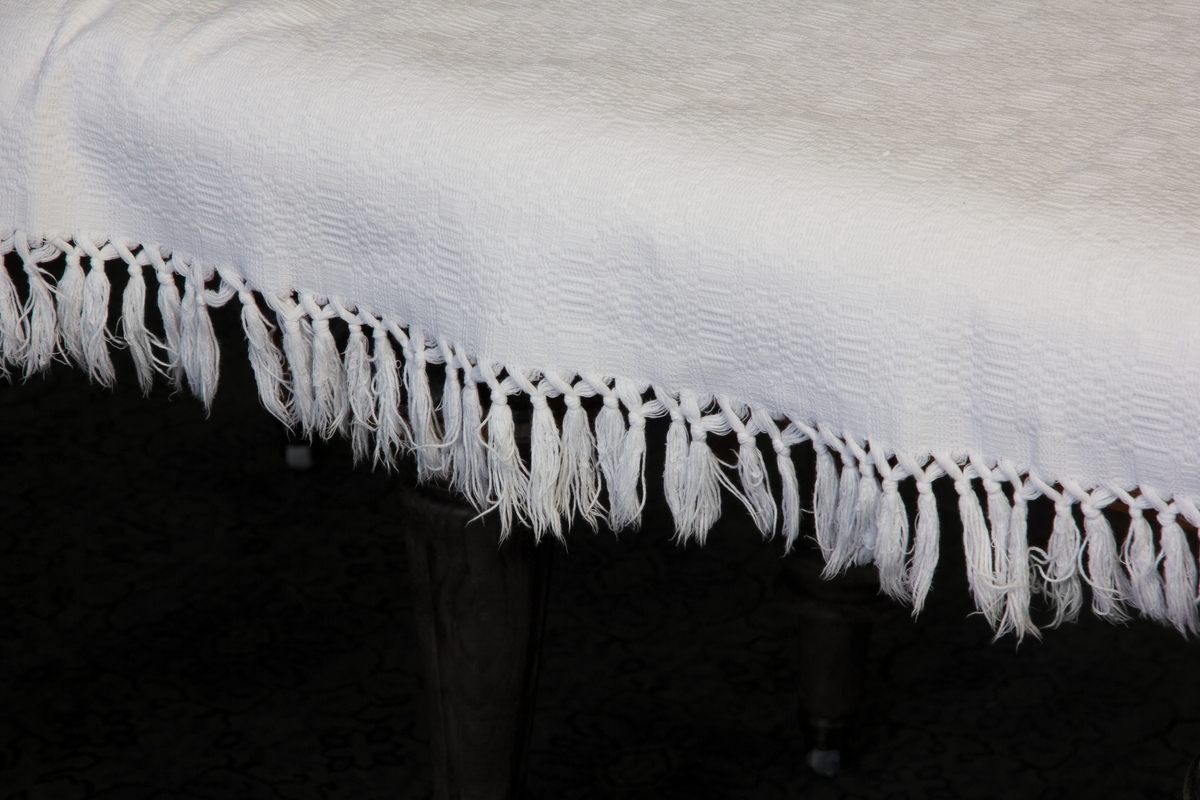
[997,481,1038,640]
[909,461,943,614]
[438,340,463,464]
[678,393,725,545]
[370,322,410,466]
[660,390,689,528]
[303,298,347,439]
[941,457,1002,626]
[178,265,227,409]
[720,398,775,537]
[608,378,653,530]
[873,455,911,602]
[850,439,880,565]
[559,388,604,532]
[825,432,860,575]
[811,432,839,561]
[975,460,1012,602]
[148,248,184,390]
[526,380,564,542]
[0,233,20,374]
[590,376,628,516]
[17,237,58,376]
[230,281,290,425]
[54,237,86,366]
[1077,491,1128,622]
[115,243,156,393]
[273,295,316,435]
[482,367,529,538]
[452,354,489,508]
[766,416,804,552]
[402,325,442,480]
[342,313,376,463]
[1120,497,1167,621]
[78,236,117,387]
[1143,490,1199,635]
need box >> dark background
[2,297,1199,799]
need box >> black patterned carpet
[3,306,1200,799]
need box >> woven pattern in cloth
[3,0,1200,639]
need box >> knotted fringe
[452,354,488,508]
[1142,489,1199,635]
[608,379,653,530]
[873,454,911,602]
[53,237,86,365]
[229,276,290,425]
[811,432,840,562]
[149,248,185,390]
[400,325,443,480]
[720,398,775,538]
[481,367,529,539]
[7,232,1200,639]
[115,243,156,393]
[515,372,562,542]
[340,307,376,463]
[0,234,22,373]
[551,374,603,529]
[660,389,689,526]
[305,296,347,439]
[1115,490,1166,621]
[17,237,58,376]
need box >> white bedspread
[3,0,1199,636]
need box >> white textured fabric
[3,0,1200,635]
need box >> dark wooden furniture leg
[782,555,878,777]
[399,477,552,800]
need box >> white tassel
[371,324,409,467]
[0,233,20,374]
[526,385,563,542]
[150,249,184,390]
[308,304,347,439]
[343,319,375,463]
[235,286,290,425]
[276,297,315,435]
[484,378,529,540]
[1152,498,1199,635]
[452,356,488,507]
[910,471,941,614]
[403,326,442,480]
[1080,501,1128,622]
[825,435,860,576]
[776,442,801,552]
[557,390,603,530]
[976,462,1012,600]
[609,378,653,531]
[438,341,463,472]
[592,381,627,513]
[55,239,86,366]
[996,490,1038,640]
[873,462,911,603]
[116,245,156,393]
[852,446,880,565]
[18,238,58,376]
[944,458,1002,627]
[178,271,223,409]
[80,238,116,387]
[719,399,775,538]
[683,425,723,545]
[662,396,689,529]
[1122,504,1166,621]
[812,438,839,561]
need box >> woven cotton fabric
[3,0,1200,635]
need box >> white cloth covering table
[3,0,1200,639]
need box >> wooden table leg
[782,555,879,777]
[399,477,552,800]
